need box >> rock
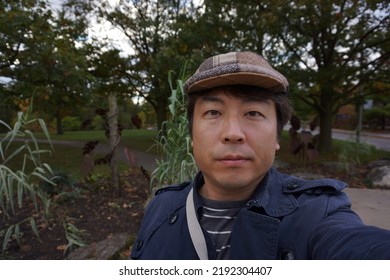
[273,159,290,169]
[368,166,390,188]
[67,233,129,260]
[368,160,390,169]
[321,161,344,170]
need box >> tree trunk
[56,113,63,135]
[317,90,334,153]
[155,96,167,131]
[318,110,334,153]
[108,93,120,196]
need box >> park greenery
[0,105,53,253]
[0,0,389,152]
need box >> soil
[1,168,151,260]
[278,161,372,189]
[0,161,374,260]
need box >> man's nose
[222,117,245,143]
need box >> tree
[267,0,390,152]
[82,0,202,130]
[1,0,93,134]
[198,1,279,55]
[0,0,51,127]
[0,0,51,71]
[196,0,389,152]
[17,8,92,134]
[89,49,133,195]
[364,80,390,130]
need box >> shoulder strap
[186,188,208,260]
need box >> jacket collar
[192,168,298,218]
[250,168,298,217]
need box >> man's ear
[275,142,280,151]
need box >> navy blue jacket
[131,168,390,259]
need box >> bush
[62,116,81,131]
[338,140,374,177]
[91,115,106,130]
[1,105,87,256]
[0,106,55,253]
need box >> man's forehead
[197,90,273,105]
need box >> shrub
[62,116,81,131]
[91,115,106,130]
[338,140,374,177]
[1,105,86,256]
[0,106,55,253]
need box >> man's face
[192,89,280,201]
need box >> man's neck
[198,182,258,201]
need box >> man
[131,51,390,260]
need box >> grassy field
[1,129,158,180]
[38,129,158,154]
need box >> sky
[47,0,204,56]
[48,0,134,56]
[0,0,131,85]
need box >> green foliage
[91,115,106,130]
[62,116,82,131]
[0,104,55,253]
[1,0,94,135]
[150,71,197,188]
[41,170,81,203]
[265,0,389,151]
[338,140,374,176]
[94,0,201,130]
[2,0,389,151]
[364,106,390,126]
[63,217,86,256]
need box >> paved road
[284,125,390,152]
[332,129,390,152]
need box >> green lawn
[1,129,158,180]
[38,129,158,154]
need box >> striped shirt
[199,196,247,259]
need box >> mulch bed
[1,168,150,260]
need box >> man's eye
[246,111,262,117]
[205,110,220,116]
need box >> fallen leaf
[20,245,32,252]
[57,244,67,251]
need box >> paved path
[284,125,390,151]
[332,128,390,152]
[345,188,390,230]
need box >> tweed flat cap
[184,51,288,94]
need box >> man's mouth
[217,155,250,166]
